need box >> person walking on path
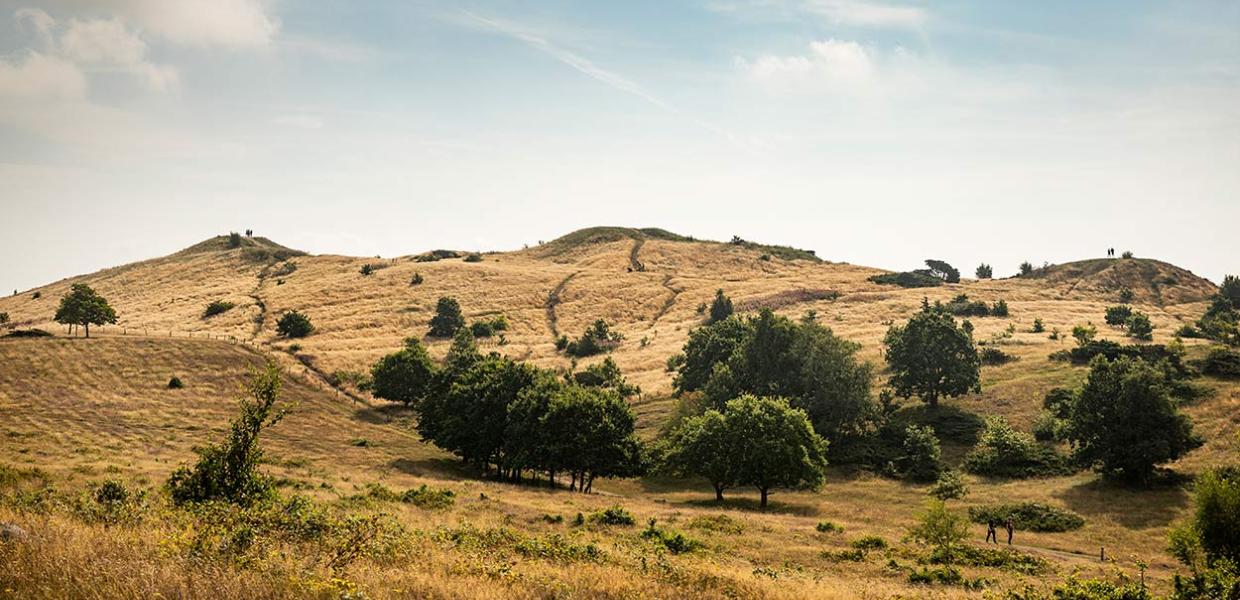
[1005,518,1015,545]
[985,520,998,544]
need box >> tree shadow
[354,403,415,425]
[679,496,822,517]
[1055,476,1190,529]
[388,457,473,480]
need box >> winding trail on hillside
[628,237,646,272]
[545,271,579,338]
[651,274,680,324]
[248,265,271,340]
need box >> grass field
[0,228,1235,598]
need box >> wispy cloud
[709,0,928,29]
[454,10,749,147]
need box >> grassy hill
[0,227,1236,598]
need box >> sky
[0,0,1237,293]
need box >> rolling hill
[1,227,1236,599]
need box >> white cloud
[737,39,874,87]
[709,0,927,29]
[60,18,147,64]
[0,51,87,99]
[120,0,279,47]
[803,0,926,28]
[15,7,56,47]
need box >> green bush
[1019,262,1034,276]
[708,289,733,324]
[816,521,844,534]
[1031,318,1045,333]
[687,514,744,535]
[968,502,1084,532]
[469,315,509,338]
[410,272,424,285]
[963,417,1070,478]
[276,310,314,338]
[428,297,465,337]
[907,500,969,555]
[822,548,867,562]
[980,347,1018,366]
[991,300,1010,317]
[563,319,623,357]
[401,484,456,510]
[869,272,943,288]
[359,263,375,276]
[929,470,969,501]
[228,232,242,248]
[167,376,185,389]
[1105,305,1133,327]
[588,505,636,526]
[851,535,887,550]
[1201,347,1240,378]
[1126,311,1154,341]
[976,264,993,279]
[463,253,484,263]
[167,362,285,506]
[641,519,702,554]
[203,300,236,319]
[898,424,943,482]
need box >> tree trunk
[759,487,769,508]
[84,322,90,338]
[714,484,725,501]
[927,395,938,408]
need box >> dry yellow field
[1,227,1236,598]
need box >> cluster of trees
[371,330,644,490]
[941,294,1009,318]
[53,283,118,338]
[1105,305,1154,341]
[1191,275,1240,346]
[556,319,623,357]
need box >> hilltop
[1023,257,1217,305]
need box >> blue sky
[1,0,1237,292]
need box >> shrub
[463,253,484,263]
[929,470,969,500]
[1019,262,1034,276]
[1031,318,1045,333]
[869,272,943,288]
[588,505,636,526]
[167,362,286,505]
[203,300,236,318]
[1122,250,1134,259]
[563,319,623,357]
[228,232,242,248]
[708,289,734,323]
[1201,347,1240,378]
[852,535,887,550]
[980,347,1017,366]
[370,338,438,405]
[360,263,377,276]
[554,335,569,351]
[410,272,424,285]
[816,521,844,534]
[1105,305,1134,327]
[1072,323,1098,345]
[276,310,314,338]
[1176,323,1202,338]
[963,417,1070,478]
[1126,311,1154,341]
[822,548,867,563]
[1119,287,1136,303]
[907,500,969,555]
[469,315,509,338]
[976,264,992,279]
[898,424,943,482]
[943,294,991,317]
[167,376,185,389]
[641,519,702,554]
[428,296,465,337]
[401,484,456,510]
[968,502,1084,532]
[991,299,1010,317]
[1031,411,1066,442]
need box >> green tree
[1105,305,1134,327]
[1126,311,1154,341]
[1066,357,1202,483]
[428,296,465,338]
[673,316,751,393]
[370,337,438,406]
[907,500,969,558]
[572,356,639,399]
[688,395,828,508]
[661,410,737,501]
[883,307,980,408]
[1019,261,1034,276]
[53,283,118,338]
[899,424,943,482]
[275,310,313,338]
[708,289,734,324]
[539,385,646,493]
[443,327,482,377]
[167,361,285,505]
[975,263,993,279]
[925,260,961,283]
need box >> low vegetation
[203,300,236,318]
[275,310,314,338]
[968,502,1085,532]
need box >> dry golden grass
[0,229,1236,598]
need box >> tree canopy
[428,296,466,338]
[708,289,734,324]
[663,394,828,507]
[1066,356,1202,483]
[53,283,118,338]
[883,306,980,408]
[369,337,438,406]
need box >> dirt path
[248,265,271,340]
[545,271,579,338]
[651,274,680,324]
[628,238,646,272]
